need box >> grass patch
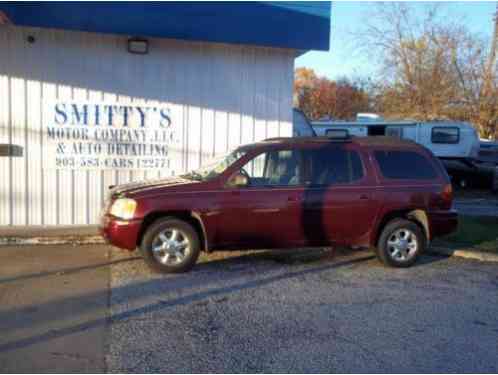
[434,215,498,253]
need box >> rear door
[301,144,378,246]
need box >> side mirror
[228,172,249,188]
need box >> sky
[295,1,498,80]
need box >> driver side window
[243,150,301,187]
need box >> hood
[109,176,202,198]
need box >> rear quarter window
[374,150,438,180]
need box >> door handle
[288,195,301,202]
[359,194,369,200]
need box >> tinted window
[242,149,301,186]
[431,127,459,144]
[374,150,437,180]
[305,147,364,186]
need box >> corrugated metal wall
[0,26,294,226]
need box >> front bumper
[428,209,459,240]
[99,214,142,250]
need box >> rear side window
[304,146,364,186]
[374,150,437,180]
[431,127,459,144]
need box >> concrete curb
[429,246,498,263]
[0,235,105,246]
[0,225,99,238]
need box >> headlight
[110,198,137,220]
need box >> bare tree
[356,2,498,139]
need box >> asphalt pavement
[0,244,112,372]
[1,245,497,373]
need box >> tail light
[440,183,453,210]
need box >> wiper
[184,171,204,181]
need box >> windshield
[181,149,247,181]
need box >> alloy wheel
[387,228,418,261]
[151,228,191,266]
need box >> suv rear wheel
[140,218,201,273]
[376,219,426,267]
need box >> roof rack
[324,129,350,140]
[262,135,352,144]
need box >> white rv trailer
[312,119,480,161]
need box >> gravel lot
[107,248,498,373]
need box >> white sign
[43,100,177,170]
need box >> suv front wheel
[140,218,201,273]
[376,219,426,267]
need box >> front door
[217,148,306,249]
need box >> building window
[431,127,459,144]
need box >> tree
[356,3,498,139]
[293,68,371,121]
[293,67,319,118]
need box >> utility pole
[485,4,498,88]
[482,3,498,140]
[492,4,498,140]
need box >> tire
[376,218,426,268]
[140,217,201,273]
[492,166,498,194]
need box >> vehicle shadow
[0,245,450,354]
[412,251,451,267]
[0,256,142,285]
[0,248,375,353]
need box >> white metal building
[0,2,331,226]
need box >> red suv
[100,136,458,273]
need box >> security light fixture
[0,144,23,157]
[127,37,148,55]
